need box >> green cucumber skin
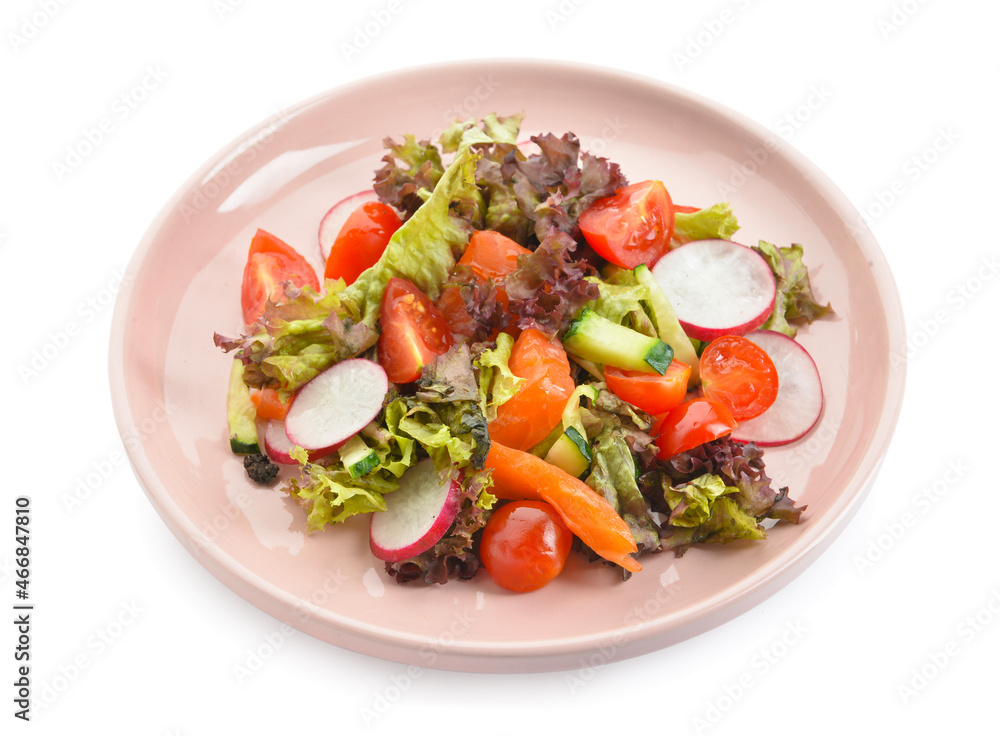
[565,308,670,375]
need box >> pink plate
[109,60,905,673]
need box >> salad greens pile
[217,112,824,584]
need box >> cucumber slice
[634,263,700,385]
[227,359,260,454]
[563,308,672,374]
[543,384,599,478]
[339,434,379,478]
[545,427,592,478]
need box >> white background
[4,0,998,733]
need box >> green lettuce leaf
[373,134,445,218]
[384,394,489,473]
[213,282,377,392]
[285,445,399,531]
[752,241,832,337]
[346,146,485,327]
[672,202,739,243]
[473,332,525,422]
[586,427,661,553]
[440,112,523,153]
[665,473,736,527]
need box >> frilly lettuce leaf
[285,445,398,531]
[665,473,736,527]
[473,332,525,422]
[213,281,377,392]
[672,202,739,244]
[752,240,832,337]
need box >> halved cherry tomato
[654,397,737,460]
[699,335,779,421]
[249,386,293,421]
[479,500,574,592]
[377,278,453,384]
[241,229,320,325]
[324,202,401,285]
[579,180,675,269]
[605,359,691,416]
[433,284,477,340]
[488,328,575,451]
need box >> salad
[215,113,831,592]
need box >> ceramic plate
[109,60,905,673]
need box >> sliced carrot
[249,387,292,422]
[488,329,575,451]
[485,441,642,573]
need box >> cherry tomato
[377,278,454,384]
[241,229,320,325]
[324,202,401,285]
[699,335,779,421]
[579,180,675,269]
[433,284,478,340]
[480,500,573,592]
[488,329,575,451]
[605,359,691,416]
[654,397,737,460]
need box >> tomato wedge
[699,335,779,421]
[241,229,320,325]
[487,329,575,451]
[654,397,737,460]
[324,201,401,285]
[605,359,691,416]
[377,278,454,384]
[579,180,675,269]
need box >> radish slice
[650,239,776,341]
[369,459,461,562]
[284,359,388,451]
[318,190,381,262]
[730,330,824,446]
[263,420,338,464]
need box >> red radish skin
[650,239,776,341]
[730,330,824,447]
[318,190,382,261]
[370,459,461,562]
[284,359,388,451]
[263,420,339,464]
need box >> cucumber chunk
[339,434,379,478]
[563,308,672,375]
[227,359,260,455]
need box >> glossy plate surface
[109,60,905,673]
